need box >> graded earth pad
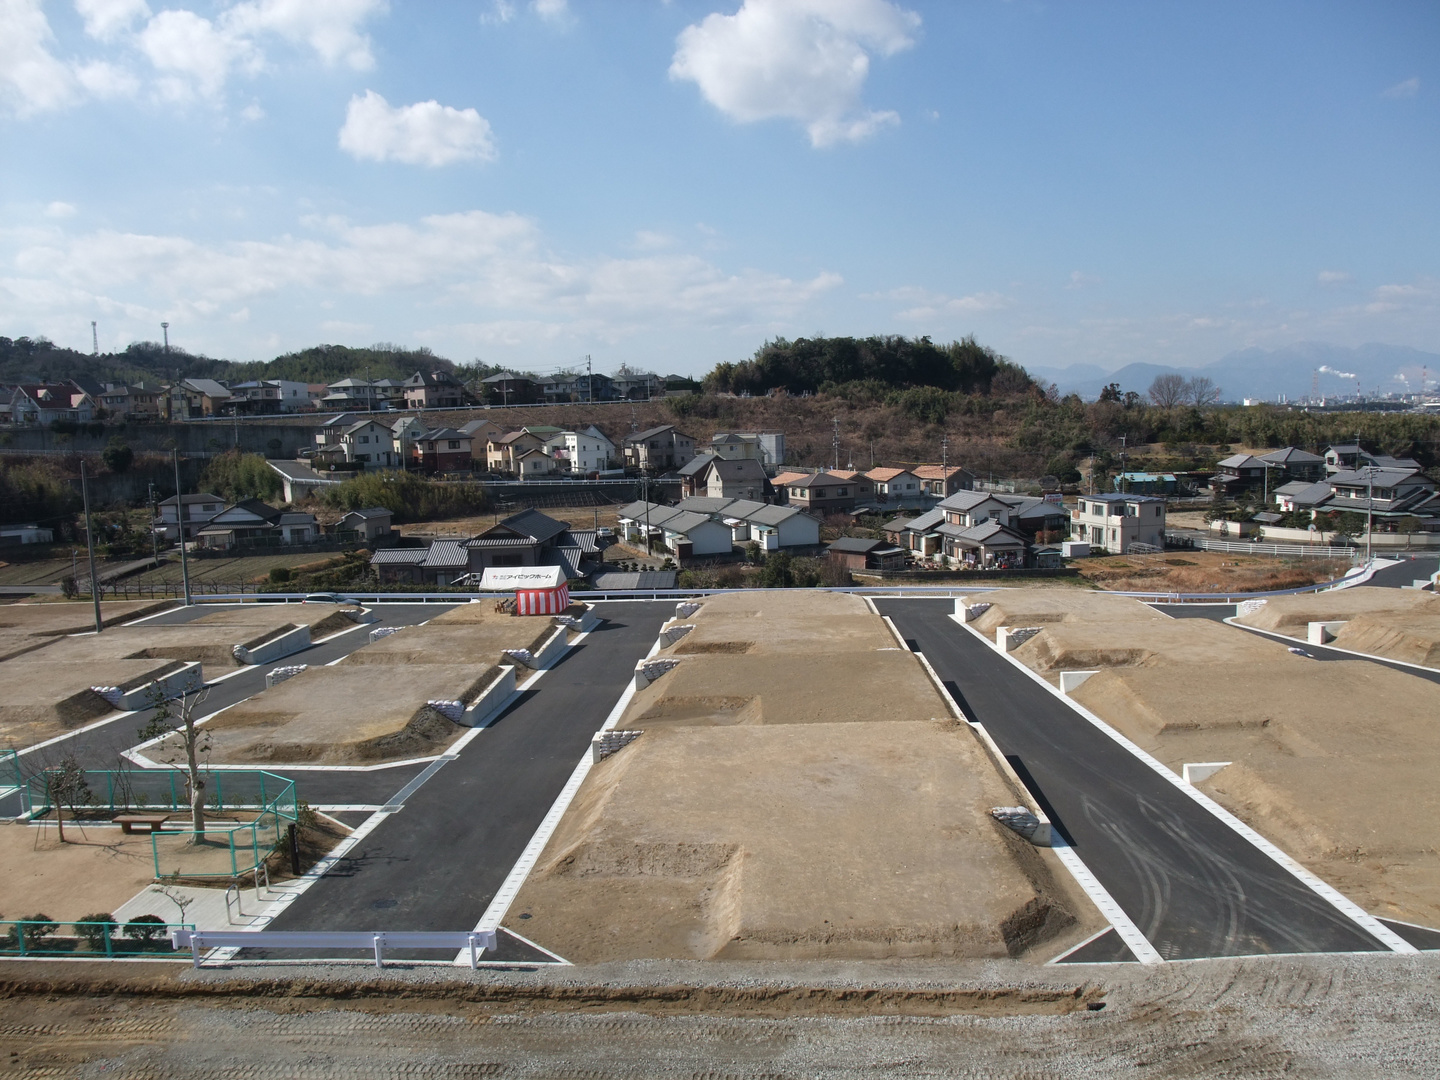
[186,602,370,637]
[975,591,1440,929]
[3,624,302,671]
[1235,587,1440,667]
[508,591,1102,964]
[341,608,560,669]
[180,664,497,764]
[0,599,175,662]
[0,658,193,749]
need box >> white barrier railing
[170,928,497,969]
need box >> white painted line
[948,611,1418,955]
[498,925,572,964]
[311,804,383,813]
[17,708,140,756]
[1044,925,1119,965]
[1223,616,1440,675]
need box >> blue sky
[1,0,1436,379]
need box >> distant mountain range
[1023,343,1440,402]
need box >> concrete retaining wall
[591,729,643,762]
[502,624,569,670]
[954,599,992,622]
[1059,670,1099,694]
[460,665,518,727]
[659,623,694,648]
[369,626,403,643]
[1307,620,1349,645]
[996,626,1042,651]
[265,664,307,688]
[92,661,203,710]
[633,657,680,690]
[232,623,310,665]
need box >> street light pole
[80,460,102,633]
[173,448,192,606]
[1365,466,1374,565]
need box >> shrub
[268,566,292,584]
[6,914,59,950]
[101,437,134,474]
[123,914,166,944]
[74,913,117,950]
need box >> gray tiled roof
[420,540,469,568]
[370,548,428,565]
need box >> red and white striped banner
[515,584,570,615]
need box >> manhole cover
[372,898,398,910]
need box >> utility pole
[1365,466,1374,565]
[148,482,160,564]
[1118,435,1127,494]
[832,417,840,472]
[172,448,192,606]
[586,355,593,404]
[941,434,949,473]
[80,461,102,633]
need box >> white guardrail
[170,928,497,969]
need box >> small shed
[480,565,571,615]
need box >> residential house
[165,378,231,418]
[735,503,818,550]
[488,429,547,474]
[392,415,426,465]
[940,520,1031,569]
[999,495,1070,540]
[629,497,820,551]
[98,383,163,421]
[768,470,809,504]
[692,456,771,502]
[1069,494,1167,552]
[709,431,785,469]
[194,500,317,549]
[339,418,403,468]
[865,467,924,505]
[1273,480,1333,513]
[154,492,226,541]
[229,379,310,414]
[541,371,614,403]
[623,425,696,473]
[463,509,581,574]
[419,540,470,586]
[369,547,430,585]
[334,507,394,542]
[314,412,359,452]
[825,536,906,572]
[828,470,876,504]
[782,471,859,515]
[612,501,731,560]
[1210,454,1273,495]
[912,465,975,499]
[0,524,54,546]
[1112,473,1177,496]
[1324,444,1365,474]
[514,446,559,478]
[267,460,342,503]
[403,370,467,410]
[610,368,662,400]
[459,418,507,467]
[321,378,384,411]
[545,425,616,475]
[1324,468,1439,527]
[935,490,1021,531]
[885,508,945,559]
[1259,447,1326,483]
[9,383,97,424]
[678,454,715,497]
[415,428,473,473]
[372,378,407,407]
[479,371,539,406]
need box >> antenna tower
[1311,368,1319,403]
[91,321,98,356]
[162,322,170,353]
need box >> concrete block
[1237,598,1269,617]
[502,624,569,670]
[659,623,695,647]
[1059,670,1099,694]
[676,602,701,619]
[369,626,403,643]
[342,607,379,625]
[996,626,1042,651]
[955,600,992,622]
[553,605,600,633]
[591,729,643,763]
[1183,761,1231,785]
[634,657,680,690]
[92,661,204,711]
[426,700,465,723]
[460,665,517,728]
[989,806,1053,847]
[1307,620,1348,645]
[231,623,311,665]
[265,664,307,689]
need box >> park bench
[113,813,172,834]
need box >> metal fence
[1164,532,1359,559]
[0,918,194,959]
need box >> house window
[360,435,369,443]
[448,440,460,449]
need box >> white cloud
[339,90,496,167]
[1,0,81,115]
[1382,77,1419,99]
[670,0,920,147]
[75,0,151,40]
[632,230,675,251]
[240,100,264,121]
[531,0,568,24]
[1317,269,1351,285]
[480,0,516,24]
[1065,270,1100,290]
[73,59,139,97]
[223,0,385,70]
[44,201,77,218]
[138,9,258,100]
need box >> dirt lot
[167,663,497,765]
[341,602,557,667]
[0,656,194,750]
[508,591,1103,965]
[969,590,1440,929]
[0,821,158,922]
[1074,550,1352,593]
[1236,586,1440,666]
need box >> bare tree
[137,687,211,842]
[1185,376,1223,407]
[1147,373,1188,408]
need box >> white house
[1069,494,1166,552]
[659,510,734,558]
[744,504,820,550]
[340,418,403,468]
[154,492,226,541]
[545,425,616,474]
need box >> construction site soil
[969,589,1440,929]
[183,605,561,765]
[507,592,1103,965]
[0,953,1436,1077]
[0,821,159,922]
[1236,586,1440,667]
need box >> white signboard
[479,565,566,591]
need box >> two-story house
[784,472,857,515]
[1259,447,1326,483]
[1324,468,1439,527]
[403,370,466,410]
[340,418,403,468]
[1210,454,1273,495]
[709,431,785,469]
[98,383,164,421]
[415,428,473,473]
[10,383,97,424]
[460,418,507,467]
[154,492,226,541]
[488,429,548,474]
[912,465,975,499]
[194,500,317,549]
[1070,494,1167,552]
[545,426,616,475]
[479,371,539,406]
[392,415,426,465]
[164,378,231,418]
[624,425,696,473]
[865,467,924,505]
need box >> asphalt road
[260,600,670,936]
[1367,554,1439,589]
[876,598,1389,961]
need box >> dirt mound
[0,658,189,748]
[1336,613,1440,667]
